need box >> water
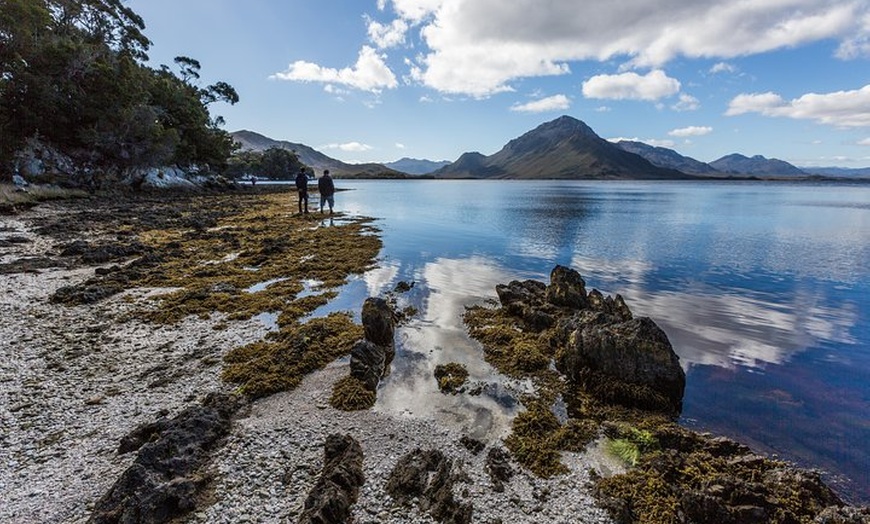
[315,179,870,503]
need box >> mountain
[709,154,806,176]
[616,140,721,176]
[230,130,402,178]
[800,166,870,178]
[433,116,693,179]
[383,157,450,175]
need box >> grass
[0,183,88,213]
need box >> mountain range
[231,116,869,179]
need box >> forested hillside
[0,0,238,188]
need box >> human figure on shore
[317,169,335,215]
[295,168,309,214]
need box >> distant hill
[383,157,450,175]
[230,130,403,178]
[616,140,721,176]
[800,166,870,178]
[434,116,693,179]
[709,154,806,176]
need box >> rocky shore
[1,189,867,523]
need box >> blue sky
[126,0,870,167]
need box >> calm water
[304,179,869,503]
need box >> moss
[433,363,469,394]
[329,375,376,411]
[221,311,364,399]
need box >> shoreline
[1,190,866,523]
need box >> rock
[349,340,386,391]
[814,505,870,523]
[361,297,395,348]
[485,447,514,493]
[298,434,365,524]
[545,265,588,309]
[557,315,685,416]
[88,393,242,524]
[386,448,472,524]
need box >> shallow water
[306,179,869,503]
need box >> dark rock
[88,393,242,524]
[557,315,685,416]
[349,340,385,391]
[394,280,415,293]
[496,280,546,315]
[545,265,588,309]
[0,235,31,247]
[386,448,472,524]
[485,447,514,493]
[458,436,485,455]
[361,297,395,348]
[298,434,365,524]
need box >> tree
[0,0,239,186]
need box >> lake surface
[304,179,869,504]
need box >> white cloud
[272,46,398,93]
[858,138,870,146]
[383,0,869,96]
[726,85,870,127]
[367,16,409,49]
[710,61,737,74]
[582,70,680,101]
[510,94,571,113]
[669,126,713,137]
[322,142,374,152]
[672,93,700,111]
[395,142,406,149]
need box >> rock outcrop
[349,297,396,391]
[298,434,365,524]
[386,448,472,524]
[496,264,685,417]
[88,393,242,524]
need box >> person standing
[317,169,335,215]
[295,167,309,214]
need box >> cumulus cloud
[672,93,700,111]
[710,61,738,74]
[726,85,870,127]
[582,70,680,101]
[510,94,571,113]
[322,142,374,152]
[367,16,409,48]
[669,126,713,137]
[381,0,868,96]
[272,46,398,93]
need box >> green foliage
[0,0,238,186]
[225,147,305,180]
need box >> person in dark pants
[317,169,335,215]
[295,168,309,214]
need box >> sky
[125,0,870,167]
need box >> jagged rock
[557,315,685,416]
[545,265,588,309]
[349,297,397,391]
[386,448,472,524]
[349,340,385,391]
[485,447,514,493]
[298,434,365,524]
[88,393,242,524]
[362,297,394,348]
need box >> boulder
[545,265,588,309]
[386,448,472,524]
[362,297,395,348]
[557,315,685,416]
[298,434,365,524]
[349,340,386,391]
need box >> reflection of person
[295,168,309,214]
[317,169,335,215]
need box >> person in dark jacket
[295,168,309,214]
[317,169,335,215]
